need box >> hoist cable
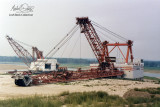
[14,39,33,48]
[91,20,128,42]
[92,22,126,42]
[69,33,81,57]
[31,25,79,70]
[45,25,78,58]
[95,28,117,42]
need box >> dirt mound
[123,89,151,98]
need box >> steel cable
[90,20,128,42]
[31,25,79,70]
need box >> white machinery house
[114,59,144,79]
[29,59,58,72]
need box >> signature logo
[11,3,34,13]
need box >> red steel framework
[103,40,133,63]
[6,36,44,67]
[31,69,124,85]
[10,17,131,86]
[6,36,33,67]
[32,47,44,60]
[76,17,105,64]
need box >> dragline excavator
[9,17,143,86]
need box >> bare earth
[0,64,27,74]
[0,75,159,100]
[0,64,159,100]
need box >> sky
[0,0,160,61]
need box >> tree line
[0,56,159,68]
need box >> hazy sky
[0,0,160,61]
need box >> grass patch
[134,88,160,94]
[83,84,93,87]
[144,76,160,81]
[59,91,69,96]
[126,97,150,104]
[126,97,160,105]
[1,90,160,107]
[64,91,126,106]
[0,91,126,107]
[0,95,62,107]
[144,76,160,84]
[55,82,71,85]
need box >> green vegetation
[134,87,160,94]
[64,91,126,106]
[0,91,126,107]
[144,67,160,71]
[144,61,160,68]
[144,76,160,84]
[0,56,160,70]
[0,56,160,66]
[1,89,160,107]
[144,76,160,81]
[126,97,160,106]
[125,87,160,106]
[144,67,160,73]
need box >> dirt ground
[0,75,159,100]
[0,64,27,74]
[0,64,159,100]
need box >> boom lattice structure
[76,17,105,64]
[6,36,33,67]
[6,36,44,67]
